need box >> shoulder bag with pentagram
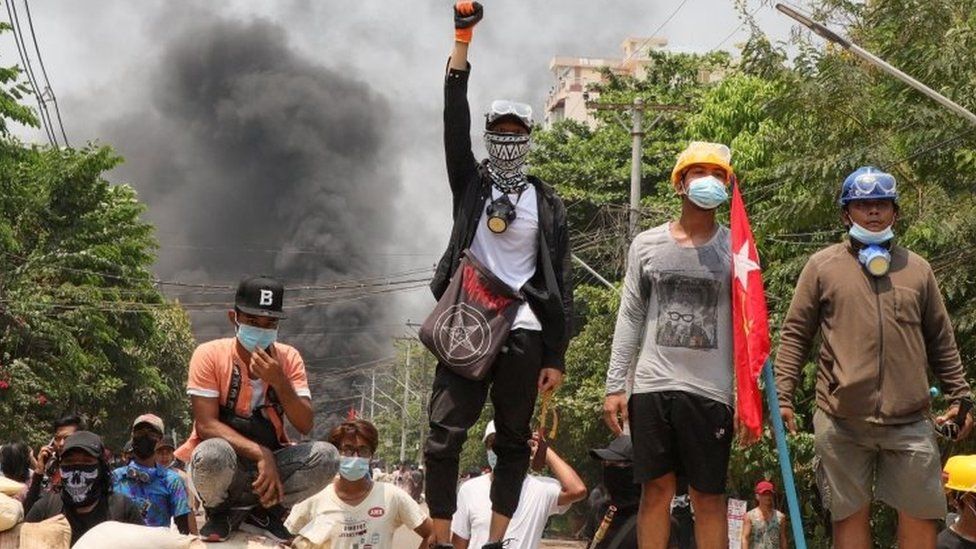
[419,250,523,380]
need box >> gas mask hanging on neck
[849,222,895,277]
[484,132,530,194]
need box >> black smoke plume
[103,17,397,434]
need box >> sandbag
[0,494,22,532]
[291,512,343,549]
[0,523,20,549]
[74,521,205,549]
[18,515,71,549]
[0,480,22,499]
[221,531,286,548]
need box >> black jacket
[430,64,573,371]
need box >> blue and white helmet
[839,166,897,206]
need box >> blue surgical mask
[849,222,894,245]
[339,456,370,481]
[236,318,277,352]
[685,175,728,210]
[486,449,498,470]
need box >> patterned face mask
[60,464,103,508]
[484,131,531,193]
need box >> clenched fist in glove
[454,1,483,44]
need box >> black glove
[454,1,483,29]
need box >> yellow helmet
[944,455,976,492]
[671,141,734,185]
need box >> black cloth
[582,484,609,539]
[432,63,573,371]
[23,460,58,515]
[940,528,976,549]
[25,492,145,544]
[629,391,733,493]
[425,329,543,519]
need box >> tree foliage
[0,25,195,449]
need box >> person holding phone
[174,275,339,542]
[22,414,86,514]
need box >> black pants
[424,329,543,519]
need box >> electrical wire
[712,2,764,51]
[20,0,66,145]
[620,0,691,65]
[2,0,54,145]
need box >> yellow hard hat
[944,455,976,492]
[671,141,734,185]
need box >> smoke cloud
[102,16,398,430]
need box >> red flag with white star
[730,178,771,438]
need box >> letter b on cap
[259,289,274,306]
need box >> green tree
[0,25,196,449]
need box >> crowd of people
[1,2,975,548]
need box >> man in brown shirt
[775,166,973,549]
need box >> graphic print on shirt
[340,516,369,549]
[655,272,720,349]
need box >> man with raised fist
[423,3,574,549]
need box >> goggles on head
[485,100,533,132]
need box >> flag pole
[762,359,807,548]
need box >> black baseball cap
[155,434,176,451]
[62,431,104,459]
[235,275,287,319]
[589,435,633,462]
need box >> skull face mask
[60,464,103,508]
[484,131,531,194]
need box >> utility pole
[416,353,430,466]
[370,369,376,420]
[629,97,643,237]
[586,99,687,238]
[399,339,412,463]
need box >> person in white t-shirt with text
[452,421,586,549]
[286,419,434,549]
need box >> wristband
[455,27,473,44]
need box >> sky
[1,0,803,421]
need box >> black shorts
[629,390,733,494]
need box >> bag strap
[225,356,284,416]
[224,361,243,413]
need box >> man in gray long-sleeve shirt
[603,142,751,549]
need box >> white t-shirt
[469,185,542,331]
[248,378,312,411]
[285,482,427,549]
[452,475,569,549]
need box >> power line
[20,0,67,145]
[3,0,55,145]
[1,249,432,292]
[620,0,691,65]
[712,2,764,51]
[156,243,439,258]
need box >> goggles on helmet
[840,167,898,205]
[485,100,533,132]
[851,172,896,197]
